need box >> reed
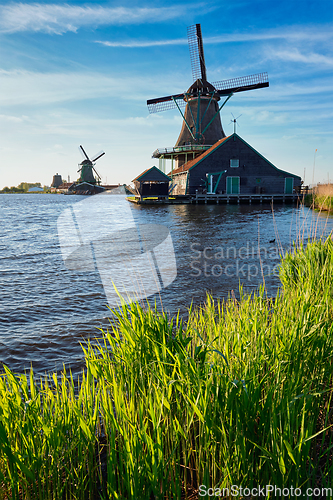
[305,183,333,213]
[0,236,332,499]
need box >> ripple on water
[1,194,332,377]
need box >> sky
[0,0,332,190]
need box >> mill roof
[186,79,220,99]
[132,166,171,183]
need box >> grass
[1,236,333,498]
[304,183,333,213]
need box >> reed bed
[305,183,333,213]
[1,236,333,499]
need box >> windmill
[147,24,269,169]
[77,145,105,185]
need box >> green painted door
[226,176,240,194]
[284,177,294,194]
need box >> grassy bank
[305,183,333,213]
[1,236,333,499]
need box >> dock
[128,193,303,205]
[193,193,301,204]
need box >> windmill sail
[79,145,90,161]
[91,151,105,162]
[147,23,268,114]
[92,166,102,180]
[147,94,185,113]
[187,24,207,82]
[147,73,269,114]
[213,73,269,95]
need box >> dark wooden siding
[187,135,301,195]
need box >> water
[1,194,332,377]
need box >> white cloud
[0,3,196,34]
[268,48,333,68]
[0,68,193,109]
[96,24,333,49]
[0,113,29,123]
[95,38,187,48]
[205,26,333,44]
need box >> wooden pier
[193,193,301,204]
[128,193,302,205]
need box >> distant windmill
[77,145,105,185]
[147,24,269,169]
[230,113,242,134]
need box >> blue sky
[0,0,332,189]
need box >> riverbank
[304,183,333,213]
[1,236,333,499]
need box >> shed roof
[132,166,171,183]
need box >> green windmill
[77,145,105,185]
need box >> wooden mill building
[169,133,302,196]
[140,24,302,203]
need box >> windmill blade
[187,24,207,82]
[91,150,105,162]
[79,145,90,161]
[92,166,101,180]
[213,72,269,95]
[147,93,186,113]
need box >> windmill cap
[186,79,220,100]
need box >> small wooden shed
[132,167,171,201]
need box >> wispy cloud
[96,24,333,48]
[95,38,187,48]
[267,48,333,68]
[0,69,187,107]
[0,113,28,123]
[0,69,133,105]
[0,3,194,34]
[205,25,333,44]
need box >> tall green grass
[1,236,333,499]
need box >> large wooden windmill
[147,24,269,170]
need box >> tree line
[0,182,50,193]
